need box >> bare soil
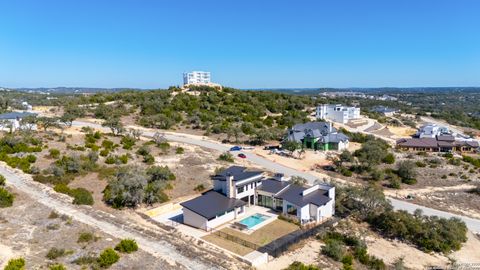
[0,186,167,270]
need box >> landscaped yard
[202,219,299,256]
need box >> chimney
[226,173,235,198]
[328,122,332,133]
[273,173,290,182]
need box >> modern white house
[0,112,37,132]
[183,71,211,85]
[284,122,350,151]
[181,167,335,231]
[316,104,360,124]
[415,123,450,138]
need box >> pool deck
[228,205,278,234]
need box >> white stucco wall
[207,206,245,229]
[182,208,208,230]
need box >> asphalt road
[73,121,480,232]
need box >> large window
[237,186,244,194]
[257,194,273,208]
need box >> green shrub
[101,140,115,150]
[54,184,94,205]
[136,145,150,156]
[118,154,128,164]
[46,247,67,260]
[4,257,25,270]
[77,232,98,243]
[97,248,120,268]
[73,254,97,265]
[383,153,395,164]
[194,184,205,192]
[143,154,155,164]
[322,239,345,261]
[105,155,117,164]
[49,264,66,270]
[415,161,426,167]
[284,261,320,270]
[25,154,37,163]
[121,136,136,150]
[0,174,5,186]
[175,147,184,154]
[49,150,61,159]
[100,149,110,157]
[71,188,94,205]
[115,239,138,253]
[0,187,14,207]
[218,152,234,162]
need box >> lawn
[202,219,299,256]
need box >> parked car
[238,153,247,159]
[230,146,242,151]
[264,145,280,150]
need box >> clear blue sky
[1,0,479,89]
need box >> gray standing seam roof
[213,166,263,182]
[286,121,348,144]
[257,179,290,194]
[0,112,37,120]
[180,191,246,220]
[277,185,331,207]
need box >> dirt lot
[0,186,168,269]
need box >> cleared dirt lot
[0,186,168,269]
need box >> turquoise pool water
[239,214,269,229]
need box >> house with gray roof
[180,167,335,231]
[371,106,399,116]
[0,111,37,132]
[285,122,349,151]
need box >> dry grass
[202,219,299,256]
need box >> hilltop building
[316,104,360,124]
[183,71,211,85]
[180,166,335,231]
[284,122,349,151]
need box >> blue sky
[0,0,479,89]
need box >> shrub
[285,261,320,270]
[4,257,25,270]
[97,248,120,268]
[0,174,5,186]
[0,187,14,207]
[71,188,94,205]
[77,232,98,243]
[48,148,60,159]
[383,153,395,164]
[100,149,110,157]
[105,155,117,164]
[49,264,66,270]
[175,147,184,154]
[46,247,67,260]
[136,145,150,156]
[118,154,128,164]
[397,161,417,184]
[25,154,37,163]
[194,184,205,192]
[415,161,426,167]
[218,152,234,162]
[322,239,345,261]
[121,136,136,150]
[73,254,97,265]
[115,239,138,253]
[143,154,155,164]
[101,140,115,150]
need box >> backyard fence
[259,217,339,257]
[213,230,260,251]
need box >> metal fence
[213,230,260,250]
[259,217,338,257]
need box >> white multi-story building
[183,71,211,85]
[316,104,360,124]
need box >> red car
[238,153,247,159]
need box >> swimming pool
[239,214,269,229]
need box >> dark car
[238,153,247,159]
